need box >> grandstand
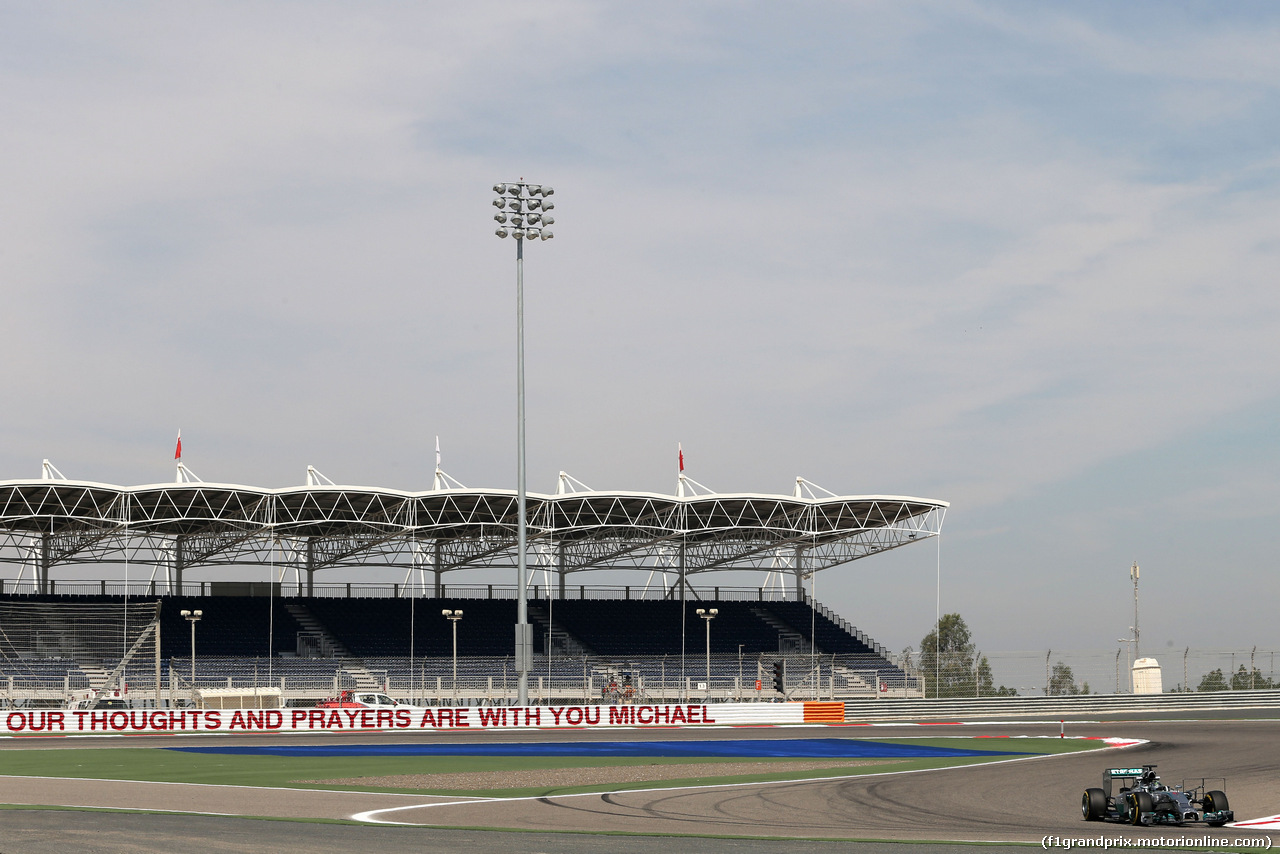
[1,591,920,706]
[0,471,946,707]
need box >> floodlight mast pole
[443,610,462,701]
[181,609,201,707]
[516,231,528,707]
[697,608,717,699]
[494,181,554,707]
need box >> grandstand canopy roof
[0,478,947,580]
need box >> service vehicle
[69,697,132,710]
[1081,765,1233,827]
[315,691,413,709]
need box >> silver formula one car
[1082,765,1233,827]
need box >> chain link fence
[933,648,1280,697]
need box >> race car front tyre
[1204,790,1229,826]
[1082,788,1106,821]
[1129,792,1153,826]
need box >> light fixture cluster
[493,182,555,240]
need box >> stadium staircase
[749,606,808,654]
[79,665,111,694]
[526,603,590,657]
[282,601,381,690]
[284,602,348,657]
[831,663,876,692]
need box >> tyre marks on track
[349,722,1280,842]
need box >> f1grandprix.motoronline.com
[1081,765,1234,827]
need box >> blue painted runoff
[167,738,1032,759]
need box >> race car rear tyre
[1082,788,1106,821]
[1204,790,1229,825]
[1129,792,1153,826]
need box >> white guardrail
[842,690,1280,720]
[5,693,1276,736]
[1,700,847,736]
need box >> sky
[2,2,1278,679]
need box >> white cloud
[2,1,1279,652]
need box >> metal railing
[843,689,1280,720]
[1,652,921,708]
[0,580,808,601]
[8,668,1280,715]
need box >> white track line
[1229,814,1280,830]
[350,738,1149,825]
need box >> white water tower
[1132,658,1163,694]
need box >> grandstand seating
[1,592,909,696]
[304,597,517,657]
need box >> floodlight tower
[493,180,555,707]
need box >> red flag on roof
[678,443,684,473]
[175,430,182,461]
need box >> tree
[976,655,995,696]
[918,614,981,698]
[1230,665,1273,690]
[1048,661,1080,696]
[1197,668,1229,692]
[916,615,1018,698]
[975,655,1018,697]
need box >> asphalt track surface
[2,718,1278,853]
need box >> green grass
[0,736,1110,799]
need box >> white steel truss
[0,479,946,590]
